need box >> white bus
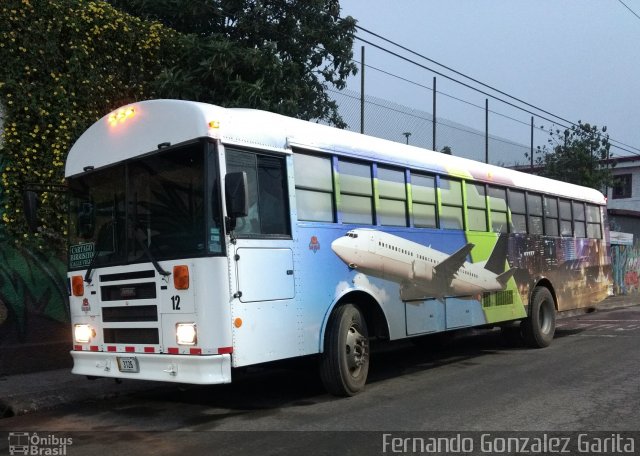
[63,100,610,396]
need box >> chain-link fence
[329,87,535,167]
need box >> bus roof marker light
[208,120,221,139]
[107,106,136,126]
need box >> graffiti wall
[0,240,71,375]
[611,243,640,296]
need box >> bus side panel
[294,225,409,353]
[508,235,611,312]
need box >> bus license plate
[116,356,139,373]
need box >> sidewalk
[0,295,638,419]
[0,367,167,418]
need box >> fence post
[360,46,365,134]
[485,98,489,164]
[432,76,437,151]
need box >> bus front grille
[101,282,157,301]
[103,328,159,344]
[102,305,158,322]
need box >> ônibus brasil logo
[8,432,72,456]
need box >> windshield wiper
[84,248,100,284]
[132,224,171,277]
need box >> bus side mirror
[225,171,249,219]
[23,190,39,233]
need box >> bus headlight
[176,323,197,345]
[74,324,94,343]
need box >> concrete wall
[0,241,71,375]
[611,242,640,296]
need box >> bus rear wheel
[319,303,370,396]
[522,286,556,348]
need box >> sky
[337,0,640,164]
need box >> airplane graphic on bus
[331,229,514,302]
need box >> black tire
[521,286,556,348]
[319,304,370,396]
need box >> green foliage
[107,0,358,127]
[529,122,614,190]
[1,0,356,255]
[0,0,180,254]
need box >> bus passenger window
[527,193,543,235]
[466,182,487,231]
[412,173,437,228]
[559,199,572,236]
[294,153,334,222]
[544,196,559,236]
[439,177,463,230]
[508,190,527,234]
[488,186,508,233]
[586,204,602,239]
[339,160,373,225]
[378,167,407,226]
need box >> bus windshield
[68,140,221,271]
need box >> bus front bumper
[71,350,232,384]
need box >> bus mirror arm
[22,183,67,233]
[224,171,249,234]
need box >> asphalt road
[1,306,639,455]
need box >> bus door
[224,148,297,365]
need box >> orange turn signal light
[173,265,189,290]
[71,275,84,296]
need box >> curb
[0,371,167,418]
[598,296,639,311]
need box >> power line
[352,26,640,156]
[346,55,639,156]
[618,0,640,21]
[354,35,573,130]
[356,25,578,127]
[353,59,534,129]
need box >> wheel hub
[345,325,368,373]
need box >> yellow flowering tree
[0,0,179,254]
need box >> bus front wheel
[521,286,556,348]
[319,303,370,396]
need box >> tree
[440,146,452,155]
[107,0,358,127]
[528,122,614,190]
[0,0,181,253]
